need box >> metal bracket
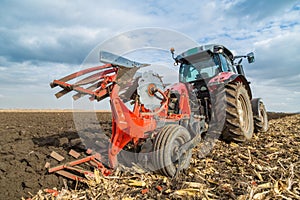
[49,154,111,182]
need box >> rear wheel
[254,102,268,132]
[220,82,254,143]
[153,124,192,177]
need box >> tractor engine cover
[137,71,164,110]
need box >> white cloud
[251,81,300,112]
[0,56,79,109]
[0,0,299,111]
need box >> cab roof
[175,44,234,63]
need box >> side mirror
[247,52,255,63]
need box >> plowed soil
[0,111,299,199]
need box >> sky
[0,0,299,112]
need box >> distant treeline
[267,112,298,120]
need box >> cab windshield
[179,52,220,83]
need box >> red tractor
[171,44,268,143]
[50,44,268,178]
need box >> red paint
[51,63,192,175]
[208,72,235,85]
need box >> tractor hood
[175,44,234,63]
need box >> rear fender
[251,98,264,117]
[227,74,252,99]
[208,72,252,99]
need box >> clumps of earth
[0,111,299,199]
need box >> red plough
[50,51,205,179]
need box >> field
[0,111,299,199]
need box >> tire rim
[259,104,268,130]
[260,107,265,125]
[237,94,249,132]
[171,135,187,167]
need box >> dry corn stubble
[25,113,300,199]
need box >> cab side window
[219,54,229,72]
[219,54,236,73]
[226,57,236,73]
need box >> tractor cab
[172,44,255,84]
[173,44,236,83]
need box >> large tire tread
[157,125,178,176]
[217,82,254,143]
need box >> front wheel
[254,102,268,133]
